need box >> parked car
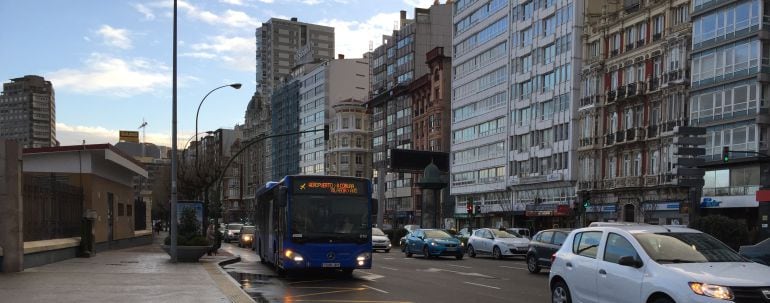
[238,226,255,248]
[372,227,392,252]
[506,227,531,239]
[740,238,770,266]
[526,228,572,273]
[549,223,770,303]
[223,223,243,243]
[399,224,421,252]
[467,228,529,259]
[404,228,464,259]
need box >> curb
[202,255,255,303]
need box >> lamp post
[195,83,241,166]
[170,0,178,263]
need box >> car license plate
[322,263,340,268]
[446,247,456,251]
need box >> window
[553,232,567,246]
[540,231,554,243]
[118,203,125,216]
[356,137,362,147]
[603,233,640,264]
[355,154,363,164]
[653,15,664,40]
[341,154,349,164]
[673,5,689,26]
[572,231,602,258]
[355,118,362,129]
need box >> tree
[151,164,171,221]
[689,215,750,250]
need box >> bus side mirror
[277,186,288,207]
[371,199,378,215]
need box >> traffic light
[722,146,730,163]
[583,199,591,209]
[475,205,481,214]
[466,202,473,215]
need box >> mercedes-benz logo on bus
[326,251,336,260]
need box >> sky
[0,0,439,148]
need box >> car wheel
[650,297,675,303]
[527,254,541,273]
[385,249,391,253]
[551,280,572,303]
[405,246,413,258]
[423,246,431,259]
[456,253,463,260]
[492,246,502,260]
[468,245,477,258]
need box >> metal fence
[23,178,83,242]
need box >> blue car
[404,229,464,259]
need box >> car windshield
[290,194,369,243]
[634,232,747,263]
[372,228,386,236]
[242,226,255,233]
[227,224,243,230]
[424,230,451,239]
[491,230,519,238]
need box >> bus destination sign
[294,180,364,195]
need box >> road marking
[445,264,472,269]
[378,266,398,271]
[362,284,389,294]
[286,287,365,298]
[419,267,494,278]
[383,257,395,260]
[292,300,413,303]
[359,273,385,281]
[464,281,501,290]
[288,279,334,284]
[499,265,528,270]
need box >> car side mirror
[618,256,643,268]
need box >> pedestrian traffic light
[583,199,591,209]
[466,202,473,215]
[722,146,730,163]
[475,205,481,214]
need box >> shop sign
[700,195,758,208]
[586,204,617,213]
[526,204,571,217]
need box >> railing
[617,86,626,98]
[703,185,761,197]
[607,90,617,103]
[626,82,637,97]
[644,175,660,187]
[637,39,645,48]
[605,133,615,145]
[648,77,660,91]
[580,95,600,107]
[647,125,658,138]
[616,130,625,143]
[626,128,636,141]
[626,43,635,51]
[611,49,619,57]
[603,179,616,189]
[653,33,662,42]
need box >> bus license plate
[322,263,340,268]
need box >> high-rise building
[368,4,453,227]
[241,93,271,204]
[0,75,58,148]
[577,0,693,225]
[689,0,769,225]
[450,0,583,230]
[271,79,301,180]
[298,56,370,175]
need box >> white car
[549,223,770,303]
[467,228,530,259]
[372,227,391,252]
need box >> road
[220,242,551,303]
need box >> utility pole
[170,0,179,263]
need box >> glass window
[540,231,554,243]
[634,232,745,263]
[603,233,640,264]
[553,232,567,245]
[572,231,602,258]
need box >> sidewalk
[0,232,253,303]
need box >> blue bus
[254,175,376,275]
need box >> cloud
[403,0,437,7]
[57,123,182,147]
[97,25,133,49]
[47,53,170,97]
[257,0,274,2]
[301,0,323,4]
[317,12,401,58]
[149,0,259,28]
[180,52,218,59]
[190,36,255,72]
[133,3,155,20]
[220,0,245,5]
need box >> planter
[160,244,211,262]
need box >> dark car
[526,228,572,273]
[740,238,770,266]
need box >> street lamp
[195,83,241,166]
[182,131,214,164]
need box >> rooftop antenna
[139,118,148,157]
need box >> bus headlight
[357,253,370,266]
[284,250,304,262]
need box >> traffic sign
[675,157,705,167]
[674,147,706,156]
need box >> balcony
[610,49,619,57]
[607,90,617,103]
[578,180,599,191]
[617,86,626,98]
[664,69,689,84]
[652,33,662,42]
[626,128,636,141]
[644,175,660,187]
[625,43,635,52]
[636,39,645,48]
[605,133,615,145]
[580,95,599,108]
[648,77,660,92]
[603,179,616,189]
[647,125,658,138]
[616,130,625,143]
[626,82,637,97]
[579,137,601,149]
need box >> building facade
[368,4,453,227]
[577,0,693,225]
[241,93,271,208]
[0,75,58,148]
[689,0,770,227]
[298,57,370,175]
[270,79,301,180]
[326,98,373,179]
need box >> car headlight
[430,242,437,246]
[243,236,251,241]
[460,242,465,247]
[689,282,734,300]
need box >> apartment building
[326,98,373,179]
[368,4,452,227]
[689,0,770,227]
[0,75,58,148]
[577,0,693,225]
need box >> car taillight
[551,253,556,264]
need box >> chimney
[338,54,345,59]
[290,17,298,22]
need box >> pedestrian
[154,221,161,235]
[206,224,217,256]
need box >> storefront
[585,204,618,223]
[640,201,684,225]
[525,203,574,231]
[699,195,759,229]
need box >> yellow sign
[119,130,140,143]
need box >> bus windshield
[290,194,369,243]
